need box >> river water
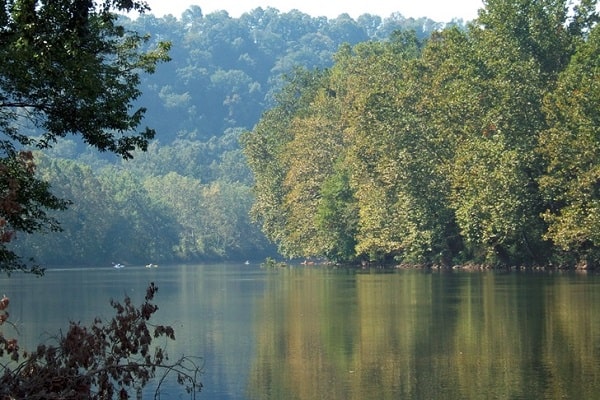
[2,264,600,399]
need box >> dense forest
[243,0,600,268]
[10,0,600,269]
[9,5,450,266]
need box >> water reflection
[248,269,600,400]
[2,266,600,399]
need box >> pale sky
[143,0,484,22]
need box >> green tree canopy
[244,0,600,268]
[0,0,170,273]
[538,21,600,267]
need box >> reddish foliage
[0,283,202,399]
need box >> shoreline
[280,259,600,274]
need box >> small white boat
[112,263,125,269]
[145,263,158,268]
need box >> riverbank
[270,258,600,274]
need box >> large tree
[0,0,170,273]
[538,21,600,267]
[447,0,596,265]
[241,68,327,257]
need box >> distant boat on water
[112,263,125,269]
[145,263,158,268]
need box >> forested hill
[12,6,448,266]
[128,6,449,143]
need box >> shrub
[0,283,202,399]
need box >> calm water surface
[2,264,600,399]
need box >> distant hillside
[12,7,454,266]
[125,6,451,143]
